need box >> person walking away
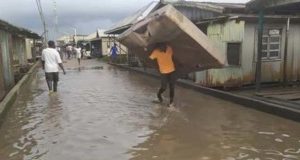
[42,41,66,93]
[81,46,86,59]
[56,46,63,60]
[149,42,176,107]
[66,45,72,59]
[74,45,82,66]
[110,43,118,63]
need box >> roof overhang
[0,19,41,39]
[105,24,132,35]
[164,1,224,13]
[247,0,300,11]
[197,14,300,25]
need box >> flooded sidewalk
[0,59,300,160]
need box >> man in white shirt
[73,45,82,66]
[66,45,72,59]
[41,41,66,93]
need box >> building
[106,0,300,88]
[194,15,300,88]
[56,35,88,46]
[87,29,127,57]
[247,0,300,11]
[245,0,300,90]
[0,19,40,100]
[105,0,235,66]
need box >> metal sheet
[118,5,226,75]
[0,30,14,90]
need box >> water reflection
[0,72,64,160]
[0,61,300,160]
[127,85,300,160]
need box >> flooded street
[1,59,300,160]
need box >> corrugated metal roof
[105,1,249,35]
[0,19,40,39]
[105,1,160,34]
[163,1,224,13]
[247,0,300,10]
[196,14,300,25]
[86,29,109,41]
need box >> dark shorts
[45,72,59,81]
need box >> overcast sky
[0,0,250,39]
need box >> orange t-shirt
[150,45,175,74]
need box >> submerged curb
[0,62,40,121]
[114,64,300,122]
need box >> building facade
[0,19,40,100]
[194,16,300,88]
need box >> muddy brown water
[0,61,300,160]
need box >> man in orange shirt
[149,42,176,107]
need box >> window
[227,43,241,66]
[261,29,281,60]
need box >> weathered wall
[25,39,33,60]
[195,19,300,87]
[0,30,15,91]
[101,37,128,56]
[253,23,286,83]
[0,39,5,100]
[287,24,300,81]
[195,20,245,87]
[264,0,300,8]
[175,6,221,23]
[12,36,27,67]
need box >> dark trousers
[158,71,176,103]
[45,72,59,92]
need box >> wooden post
[255,9,265,92]
[283,17,290,86]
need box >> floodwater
[1,60,300,160]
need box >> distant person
[74,45,82,66]
[66,45,72,59]
[110,43,118,63]
[81,47,86,59]
[149,42,176,107]
[41,40,66,93]
[56,46,63,60]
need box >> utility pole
[71,27,77,45]
[36,0,48,46]
[53,0,58,42]
[255,9,265,92]
[283,17,290,86]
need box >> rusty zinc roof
[105,1,238,35]
[247,0,300,10]
[0,19,40,39]
[105,1,161,35]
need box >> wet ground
[1,59,300,160]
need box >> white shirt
[41,48,62,73]
[66,45,72,51]
[75,47,81,59]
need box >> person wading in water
[149,42,176,107]
[41,40,66,93]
